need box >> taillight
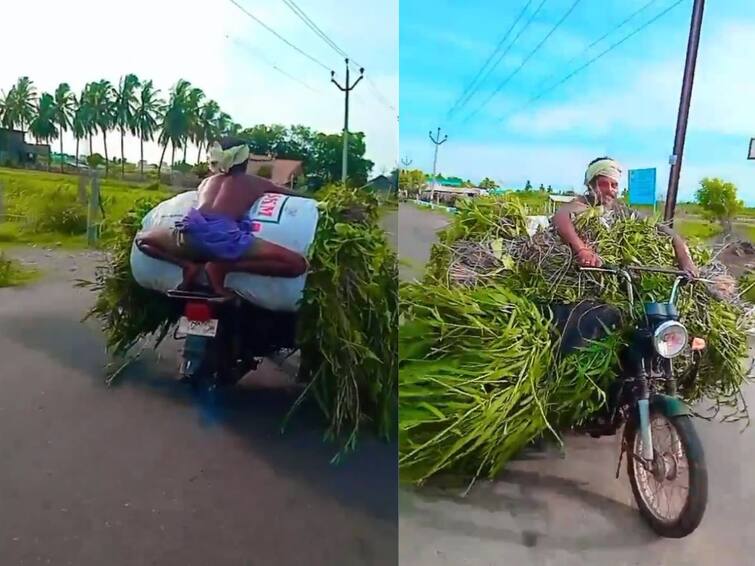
[185,301,213,322]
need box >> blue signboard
[628,168,657,206]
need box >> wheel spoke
[632,414,693,524]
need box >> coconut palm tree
[2,77,38,136]
[114,74,140,177]
[215,112,232,139]
[79,83,97,157]
[183,86,204,164]
[157,80,192,179]
[228,122,242,137]
[72,96,89,170]
[52,83,75,172]
[29,93,58,171]
[88,80,115,176]
[134,80,162,178]
[195,100,219,163]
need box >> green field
[0,167,171,249]
[673,217,724,241]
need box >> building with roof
[246,154,304,188]
[0,128,50,166]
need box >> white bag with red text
[129,190,319,312]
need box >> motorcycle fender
[649,394,689,418]
[182,335,208,377]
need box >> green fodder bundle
[294,185,398,454]
[399,283,621,484]
[81,185,397,455]
[80,196,181,358]
[425,197,529,284]
[423,196,754,421]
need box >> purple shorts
[175,208,254,261]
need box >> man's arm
[628,205,698,276]
[552,198,590,250]
[249,174,307,197]
[552,198,602,267]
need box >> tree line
[0,75,374,186]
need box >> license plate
[177,317,218,338]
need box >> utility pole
[429,127,448,203]
[398,156,413,200]
[331,59,364,185]
[664,0,705,226]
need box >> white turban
[208,141,250,174]
[584,158,622,187]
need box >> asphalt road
[397,203,755,566]
[0,248,397,566]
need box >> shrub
[0,253,13,286]
[25,187,88,235]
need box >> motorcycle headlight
[653,321,688,359]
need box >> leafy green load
[81,196,180,357]
[81,185,397,456]
[401,196,753,483]
[399,283,621,484]
[294,185,398,453]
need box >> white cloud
[0,0,397,172]
[431,21,755,204]
[505,22,755,138]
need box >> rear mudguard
[181,335,210,378]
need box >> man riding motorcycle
[136,137,310,296]
[552,156,699,278]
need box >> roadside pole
[429,127,448,204]
[664,0,706,226]
[331,59,364,185]
[87,174,101,247]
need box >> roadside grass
[0,167,171,249]
[0,252,41,287]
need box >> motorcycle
[165,287,299,391]
[564,265,709,538]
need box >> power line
[446,0,535,119]
[452,0,549,122]
[279,0,397,116]
[462,0,583,124]
[533,0,660,91]
[499,0,687,123]
[281,0,348,57]
[227,35,322,93]
[228,0,332,72]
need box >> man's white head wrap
[208,141,250,174]
[584,158,622,188]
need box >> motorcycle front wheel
[625,410,708,538]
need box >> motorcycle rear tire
[625,412,708,538]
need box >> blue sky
[0,0,398,173]
[400,0,755,204]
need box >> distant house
[426,174,466,188]
[246,154,304,188]
[0,128,49,166]
[365,174,396,199]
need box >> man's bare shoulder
[557,196,589,215]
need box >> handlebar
[578,265,715,307]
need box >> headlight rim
[653,320,689,359]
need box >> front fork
[616,361,655,478]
